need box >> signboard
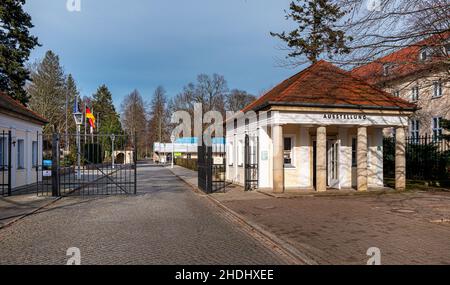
[261,151,268,161]
[278,112,409,126]
[322,113,367,120]
[213,157,224,165]
[43,170,52,177]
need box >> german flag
[86,106,96,129]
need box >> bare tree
[272,0,450,67]
[226,89,256,112]
[169,73,229,117]
[121,89,147,156]
[337,0,450,66]
[147,86,170,149]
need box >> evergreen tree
[92,84,122,135]
[270,0,352,64]
[27,50,66,133]
[64,74,79,133]
[0,0,39,104]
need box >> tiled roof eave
[252,101,417,112]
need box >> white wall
[0,113,44,189]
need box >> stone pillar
[395,127,406,191]
[316,126,327,192]
[357,126,368,192]
[273,124,284,193]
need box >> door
[327,140,340,189]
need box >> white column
[357,126,368,192]
[272,124,284,193]
[395,127,406,191]
[316,126,327,192]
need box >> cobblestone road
[0,165,286,265]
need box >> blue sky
[25,0,298,109]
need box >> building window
[410,120,420,142]
[283,137,293,167]
[432,117,443,141]
[393,90,400,97]
[32,141,38,167]
[433,80,443,98]
[0,137,7,168]
[351,138,357,167]
[17,139,24,169]
[411,86,419,102]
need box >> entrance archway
[116,152,125,164]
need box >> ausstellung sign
[323,113,368,120]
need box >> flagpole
[84,100,87,143]
[91,106,94,144]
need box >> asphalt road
[0,163,286,265]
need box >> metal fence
[384,135,450,181]
[37,132,137,196]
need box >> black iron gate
[37,132,137,196]
[1,130,12,196]
[197,141,226,194]
[244,134,258,191]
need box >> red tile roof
[351,33,450,85]
[0,92,48,125]
[242,60,416,113]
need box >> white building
[0,92,48,192]
[226,61,416,193]
[153,138,225,162]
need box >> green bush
[84,143,104,164]
[175,158,198,171]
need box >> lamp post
[170,134,175,169]
[111,134,115,169]
[73,110,83,180]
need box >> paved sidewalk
[169,166,450,265]
[0,194,58,229]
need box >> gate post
[207,146,212,194]
[134,132,137,195]
[51,133,60,197]
[7,131,12,196]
